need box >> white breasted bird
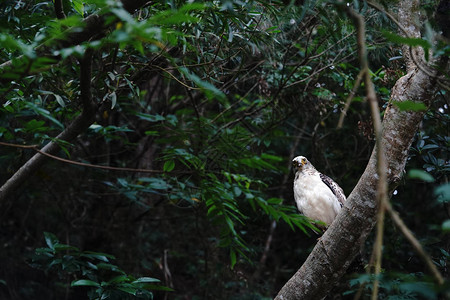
[292,156,346,227]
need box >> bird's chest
[293,174,324,205]
[293,172,337,224]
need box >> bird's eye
[302,158,306,164]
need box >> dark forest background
[0,0,449,299]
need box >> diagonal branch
[337,69,364,128]
[344,7,388,299]
[0,49,97,203]
[274,1,446,299]
[0,1,154,201]
[384,199,444,285]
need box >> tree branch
[337,69,364,128]
[0,1,153,200]
[384,199,444,285]
[343,7,389,299]
[367,0,450,91]
[0,50,97,203]
[274,1,445,298]
[54,0,66,19]
[0,141,192,175]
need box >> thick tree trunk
[275,1,445,299]
[275,86,430,299]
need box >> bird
[292,156,346,227]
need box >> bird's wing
[319,173,346,206]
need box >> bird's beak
[292,160,301,169]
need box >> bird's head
[292,156,313,172]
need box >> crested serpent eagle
[292,156,346,227]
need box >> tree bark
[275,1,446,299]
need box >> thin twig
[384,199,444,284]
[337,69,365,128]
[346,3,446,297]
[0,141,38,149]
[153,65,202,90]
[0,141,190,174]
[286,49,356,89]
[344,7,388,300]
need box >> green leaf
[267,198,283,205]
[435,183,450,203]
[144,130,159,136]
[148,3,204,25]
[382,30,431,49]
[407,169,435,182]
[442,220,450,232]
[0,34,35,58]
[116,285,138,295]
[260,153,283,161]
[71,279,100,287]
[163,160,175,172]
[132,277,161,284]
[179,2,206,13]
[110,92,117,109]
[81,251,115,262]
[108,275,130,284]
[178,67,226,101]
[149,11,198,26]
[392,100,427,112]
[34,247,54,255]
[31,57,58,72]
[233,186,242,197]
[230,249,237,269]
[24,119,47,132]
[96,262,124,273]
[136,112,165,122]
[54,244,79,252]
[72,0,84,16]
[422,144,439,150]
[110,8,135,23]
[54,94,65,107]
[398,282,437,300]
[26,102,64,129]
[138,177,169,190]
[142,284,174,291]
[86,261,98,270]
[44,232,59,250]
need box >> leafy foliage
[347,272,440,300]
[0,0,449,299]
[30,232,169,300]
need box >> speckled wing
[319,173,346,207]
